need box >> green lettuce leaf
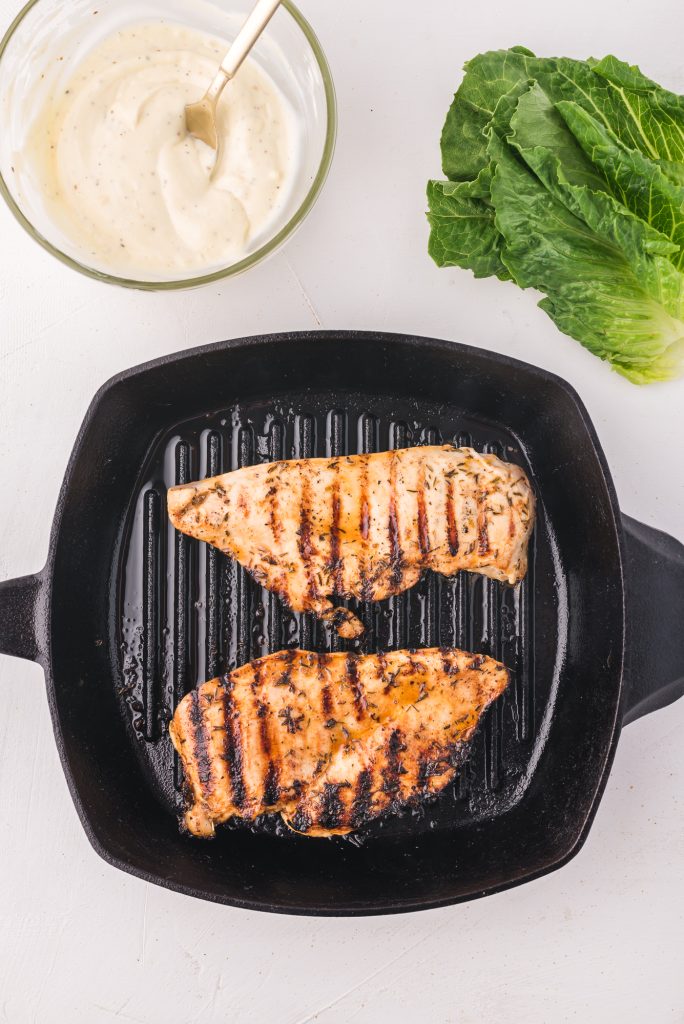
[440,48,684,183]
[488,129,684,383]
[507,85,684,321]
[427,175,510,280]
[427,47,684,383]
[554,100,684,269]
[587,56,684,183]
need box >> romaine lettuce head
[427,48,684,383]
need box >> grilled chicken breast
[170,647,509,838]
[167,445,535,638]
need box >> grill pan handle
[0,573,46,664]
[622,515,684,725]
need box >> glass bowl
[0,0,336,289]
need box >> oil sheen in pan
[118,389,563,843]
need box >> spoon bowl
[185,0,282,149]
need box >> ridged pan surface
[118,388,563,842]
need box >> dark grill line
[382,728,403,796]
[267,421,285,544]
[317,782,344,830]
[359,458,373,601]
[319,656,334,718]
[263,762,280,807]
[257,700,280,807]
[422,427,441,650]
[222,682,246,809]
[298,464,317,598]
[329,471,343,595]
[267,423,284,545]
[189,690,212,791]
[455,432,473,676]
[268,483,282,544]
[349,768,373,828]
[321,685,333,718]
[417,466,430,556]
[387,451,403,589]
[297,416,316,650]
[359,417,379,646]
[445,481,460,556]
[389,423,409,649]
[359,469,370,540]
[347,653,367,719]
[327,411,347,653]
[257,703,270,744]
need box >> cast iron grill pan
[1,332,682,915]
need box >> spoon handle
[220,0,282,80]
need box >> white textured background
[1,0,683,1021]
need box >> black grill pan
[1,331,683,916]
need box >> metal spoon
[185,0,282,150]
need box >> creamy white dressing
[23,22,295,278]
